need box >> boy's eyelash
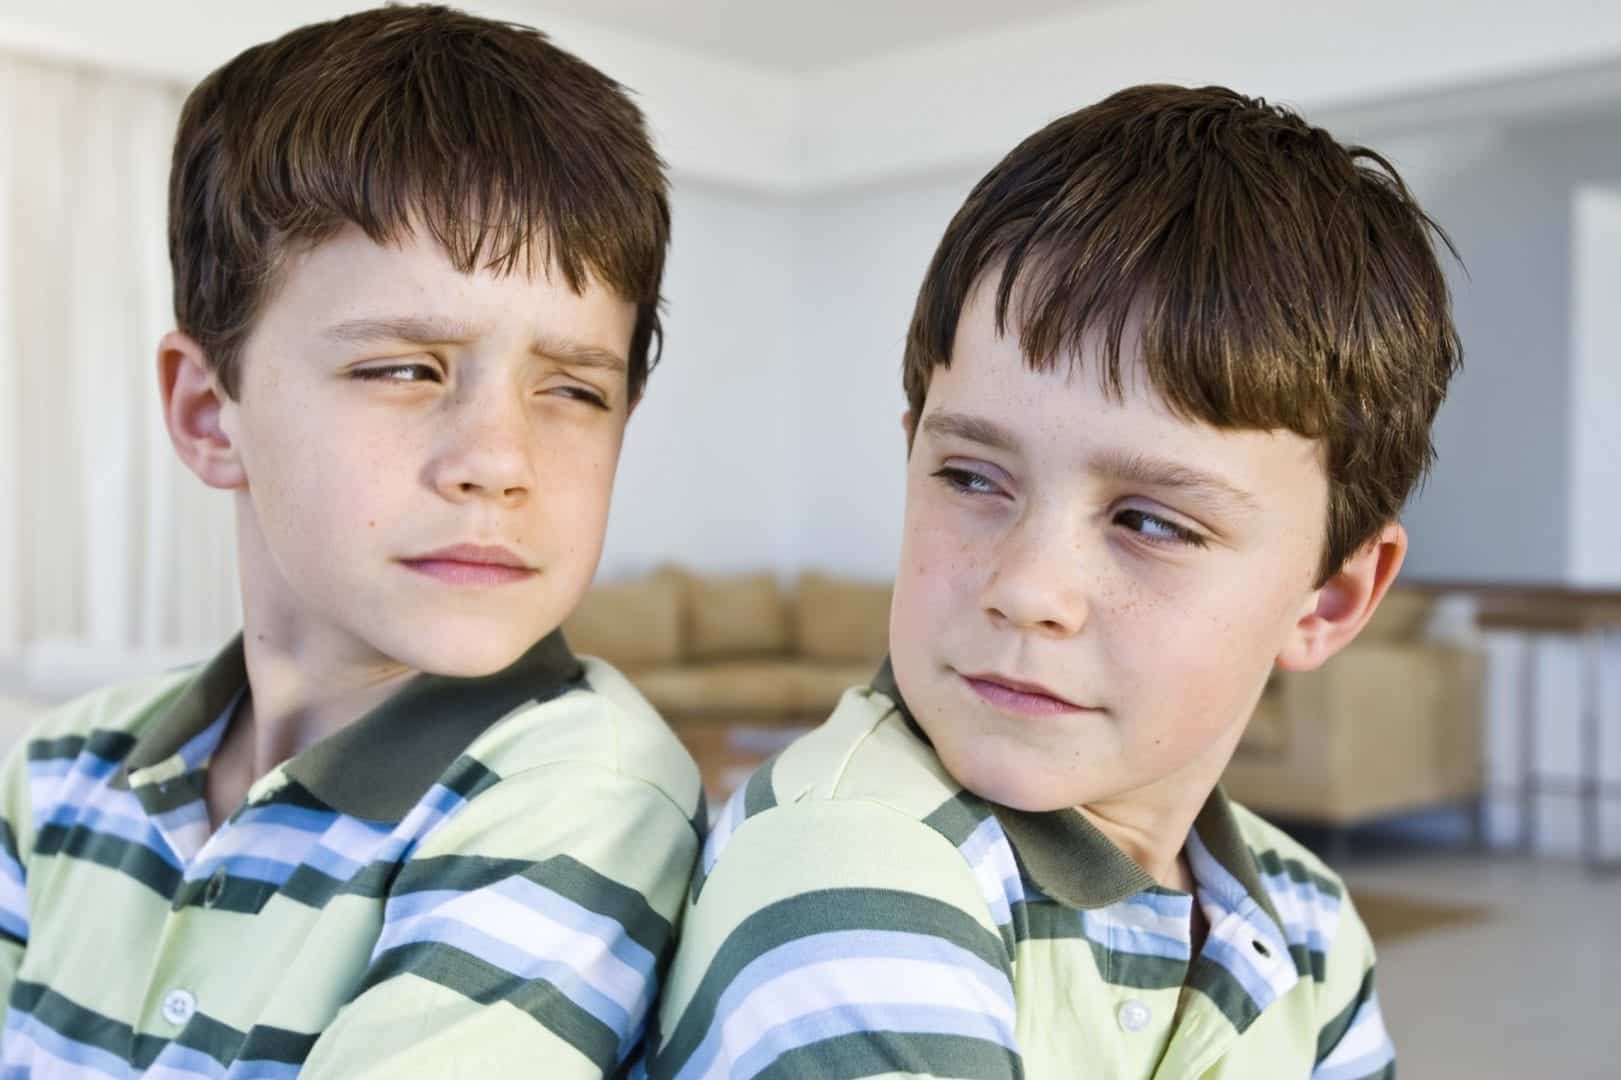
[351,363,440,383]
[550,385,611,410]
[1115,508,1208,548]
[933,465,1004,496]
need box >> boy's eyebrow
[323,316,627,372]
[920,411,1019,452]
[1088,450,1261,512]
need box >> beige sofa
[564,567,892,797]
[1221,588,1486,827]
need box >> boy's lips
[399,544,537,586]
[959,671,1095,717]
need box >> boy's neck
[205,629,416,830]
[1074,716,1250,892]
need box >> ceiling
[516,0,1127,71]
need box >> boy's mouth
[958,671,1094,717]
[400,544,537,586]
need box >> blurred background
[1,2,1618,1075]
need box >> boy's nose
[425,401,536,507]
[980,519,1089,637]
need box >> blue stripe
[234,803,340,835]
[148,1037,228,1078]
[189,854,300,887]
[374,915,634,1035]
[226,1060,303,1080]
[3,1007,131,1077]
[1081,911,1190,962]
[1202,932,1282,1010]
[176,703,234,771]
[301,843,365,883]
[0,851,25,890]
[0,910,27,943]
[38,805,179,869]
[677,929,1015,1080]
[727,1005,1018,1080]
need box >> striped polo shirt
[0,631,703,1078]
[648,668,1393,1080]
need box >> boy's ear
[157,330,245,490]
[1275,522,1407,672]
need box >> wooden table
[1411,583,1621,872]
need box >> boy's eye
[351,362,442,383]
[933,465,1006,498]
[544,384,612,410]
[1115,508,1207,548]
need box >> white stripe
[386,885,647,1015]
[317,815,394,863]
[1317,994,1392,1069]
[712,956,1017,1072]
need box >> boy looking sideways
[651,85,1458,1079]
[0,6,701,1076]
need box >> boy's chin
[934,738,1094,814]
[365,622,552,680]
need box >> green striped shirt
[0,631,703,1077]
[649,670,1392,1079]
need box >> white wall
[789,171,983,579]
[599,182,800,579]
[1568,185,1621,587]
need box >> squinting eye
[933,466,1005,497]
[1115,508,1207,548]
[545,385,611,410]
[351,363,441,383]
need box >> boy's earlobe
[157,330,246,491]
[1276,523,1408,672]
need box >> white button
[161,988,196,1026]
[1118,999,1152,1032]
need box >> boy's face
[890,281,1338,814]
[212,225,636,677]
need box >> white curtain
[0,50,240,656]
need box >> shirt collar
[870,657,1283,925]
[120,630,585,822]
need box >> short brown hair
[169,4,670,400]
[905,84,1461,583]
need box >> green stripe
[33,824,180,897]
[655,888,1010,1077]
[12,979,151,1064]
[751,1030,1023,1080]
[1289,941,1329,983]
[130,770,208,817]
[1187,956,1263,1033]
[28,730,136,765]
[1316,966,1377,1064]
[358,940,620,1071]
[392,854,673,959]
[922,791,995,848]
[1253,847,1342,899]
[279,860,394,909]
[438,756,502,802]
[0,816,22,865]
[233,1024,321,1067]
[742,756,779,820]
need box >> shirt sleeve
[1312,904,1395,1080]
[300,761,701,1079]
[0,737,33,1000]
[646,799,1022,1080]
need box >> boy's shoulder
[463,653,701,817]
[10,665,198,769]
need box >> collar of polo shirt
[869,658,1287,929]
[113,631,586,822]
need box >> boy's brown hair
[904,84,1461,583]
[169,3,669,401]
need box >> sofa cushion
[683,571,790,659]
[794,572,892,662]
[564,571,685,669]
[1358,588,1433,642]
[632,660,804,716]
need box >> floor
[1340,851,1621,1079]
